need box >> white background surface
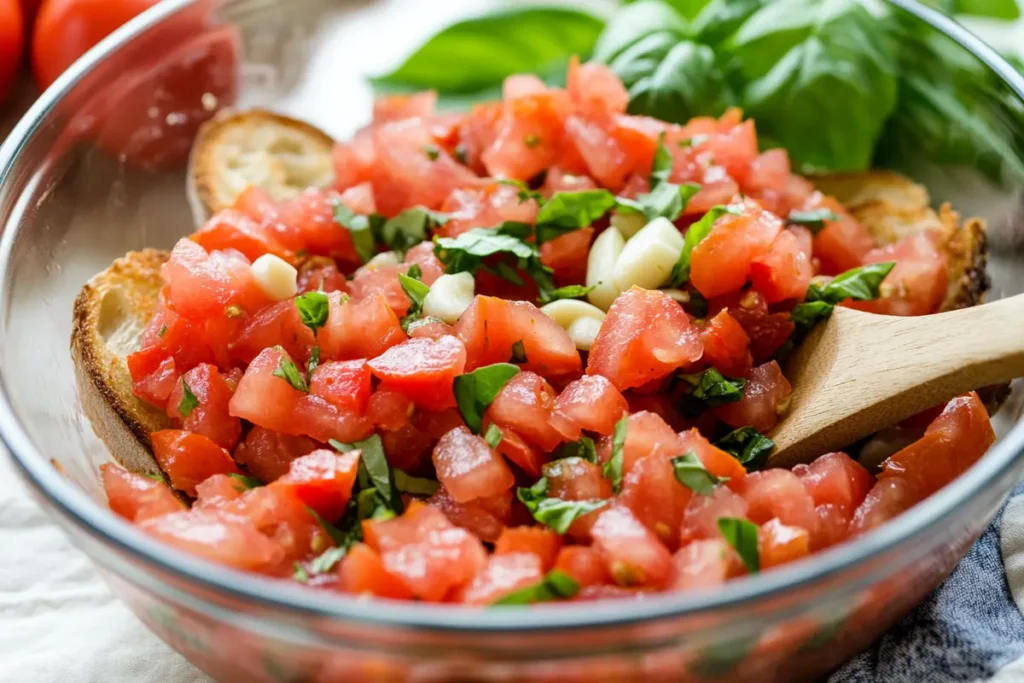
[1,1,1023,682]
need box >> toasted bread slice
[187,108,335,222]
[73,111,992,474]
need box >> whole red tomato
[0,0,23,102]
[31,0,160,90]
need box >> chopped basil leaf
[718,517,760,574]
[454,144,469,165]
[307,346,321,376]
[679,134,709,148]
[331,434,402,513]
[177,379,199,417]
[293,563,310,583]
[668,205,742,287]
[497,179,544,204]
[534,189,618,244]
[492,569,580,605]
[540,284,596,303]
[453,363,520,434]
[787,208,839,234]
[435,227,537,272]
[716,427,775,471]
[650,133,673,186]
[394,469,440,496]
[228,473,263,490]
[790,262,897,332]
[406,263,423,280]
[677,368,745,417]
[405,316,445,334]
[523,133,542,149]
[381,207,449,258]
[295,291,330,335]
[510,340,528,364]
[398,272,431,332]
[308,546,348,575]
[484,423,504,449]
[305,506,348,547]
[671,451,727,495]
[554,435,597,464]
[687,289,709,318]
[601,415,629,493]
[157,324,168,337]
[517,478,609,534]
[423,144,440,161]
[272,355,309,393]
[635,180,701,222]
[142,472,167,483]
[332,202,378,264]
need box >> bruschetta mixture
[104,60,995,604]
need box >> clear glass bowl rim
[2,0,1024,634]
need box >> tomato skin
[848,478,916,537]
[792,451,874,512]
[232,426,317,484]
[698,310,753,378]
[487,371,581,452]
[590,506,673,589]
[274,449,360,521]
[759,518,810,569]
[101,463,185,522]
[309,360,372,415]
[669,539,739,592]
[166,363,242,451]
[554,375,629,436]
[458,553,546,605]
[138,509,284,572]
[337,544,414,599]
[367,335,467,411]
[690,202,783,299]
[433,426,515,504]
[192,210,295,264]
[619,455,691,548]
[714,361,792,433]
[587,287,702,391]
[734,469,817,531]
[494,526,562,570]
[554,546,610,588]
[150,429,241,496]
[0,0,22,105]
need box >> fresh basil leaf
[272,355,309,393]
[787,208,839,234]
[158,324,168,337]
[423,144,440,161]
[435,228,537,273]
[333,203,378,264]
[540,284,596,303]
[382,208,448,258]
[790,299,834,330]
[636,180,701,222]
[484,423,504,449]
[398,272,431,332]
[407,263,423,280]
[592,1,687,65]
[394,469,440,496]
[307,346,321,376]
[295,291,330,335]
[953,0,1020,19]
[228,473,263,490]
[453,363,521,434]
[293,563,310,583]
[517,478,610,534]
[672,451,728,495]
[305,506,348,547]
[510,340,528,364]
[307,546,348,577]
[678,368,746,417]
[535,190,618,244]
[689,0,767,45]
[623,40,735,124]
[498,179,545,204]
[808,262,896,304]
[332,434,401,513]
[142,472,167,484]
[555,436,598,464]
[492,569,580,605]
[650,133,674,186]
[718,517,760,573]
[602,416,629,493]
[178,379,199,418]
[730,0,899,172]
[715,427,775,471]
[372,8,604,95]
[669,205,741,287]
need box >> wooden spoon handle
[768,293,1024,468]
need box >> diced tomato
[679,486,749,545]
[734,470,817,531]
[544,457,613,541]
[320,293,407,361]
[366,390,414,431]
[750,228,813,304]
[372,91,437,123]
[503,74,548,100]
[487,423,546,479]
[101,464,185,522]
[725,291,795,363]
[191,209,295,264]
[714,361,792,433]
[128,350,179,408]
[487,372,581,452]
[455,102,502,176]
[273,188,365,265]
[698,310,753,378]
[677,428,748,483]
[590,506,673,589]
[150,430,241,496]
[743,149,792,206]
[367,336,467,410]
[232,426,318,483]
[555,375,629,436]
[363,501,488,601]
[605,410,679,478]
[228,347,304,432]
[482,90,567,180]
[230,297,316,366]
[194,474,245,509]
[348,267,411,317]
[564,114,632,191]
[428,486,512,543]
[587,287,702,391]
[274,449,360,521]
[298,260,349,295]
[690,202,783,299]
[540,227,594,286]
[668,538,738,592]
[542,166,598,195]
[848,478,917,537]
[793,452,874,512]
[402,241,446,286]
[291,393,375,444]
[619,455,692,547]
[408,319,456,340]
[380,422,434,474]
[139,509,285,572]
[166,364,242,451]
[225,484,325,562]
[337,543,415,599]
[807,194,875,275]
[455,296,582,378]
[161,238,270,321]
[623,391,687,431]
[567,57,629,118]
[495,526,563,570]
[609,115,665,180]
[848,232,948,317]
[309,360,372,415]
[877,392,994,501]
[759,518,811,569]
[812,503,852,551]
[458,553,546,604]
[432,426,516,504]
[554,546,611,588]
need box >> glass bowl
[3,0,1024,680]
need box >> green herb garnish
[295,291,330,335]
[715,427,775,471]
[177,379,199,417]
[492,569,580,605]
[517,477,609,534]
[718,517,759,574]
[272,354,309,393]
[671,451,728,495]
[601,416,628,493]
[452,363,520,434]
[484,423,504,449]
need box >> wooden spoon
[767,294,1024,469]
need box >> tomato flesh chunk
[367,335,467,410]
[275,449,360,521]
[101,464,185,522]
[555,375,629,436]
[590,506,673,589]
[487,371,581,452]
[150,430,241,496]
[432,426,515,504]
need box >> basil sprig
[787,208,839,234]
[272,353,309,393]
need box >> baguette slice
[187,108,335,223]
[75,112,991,475]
